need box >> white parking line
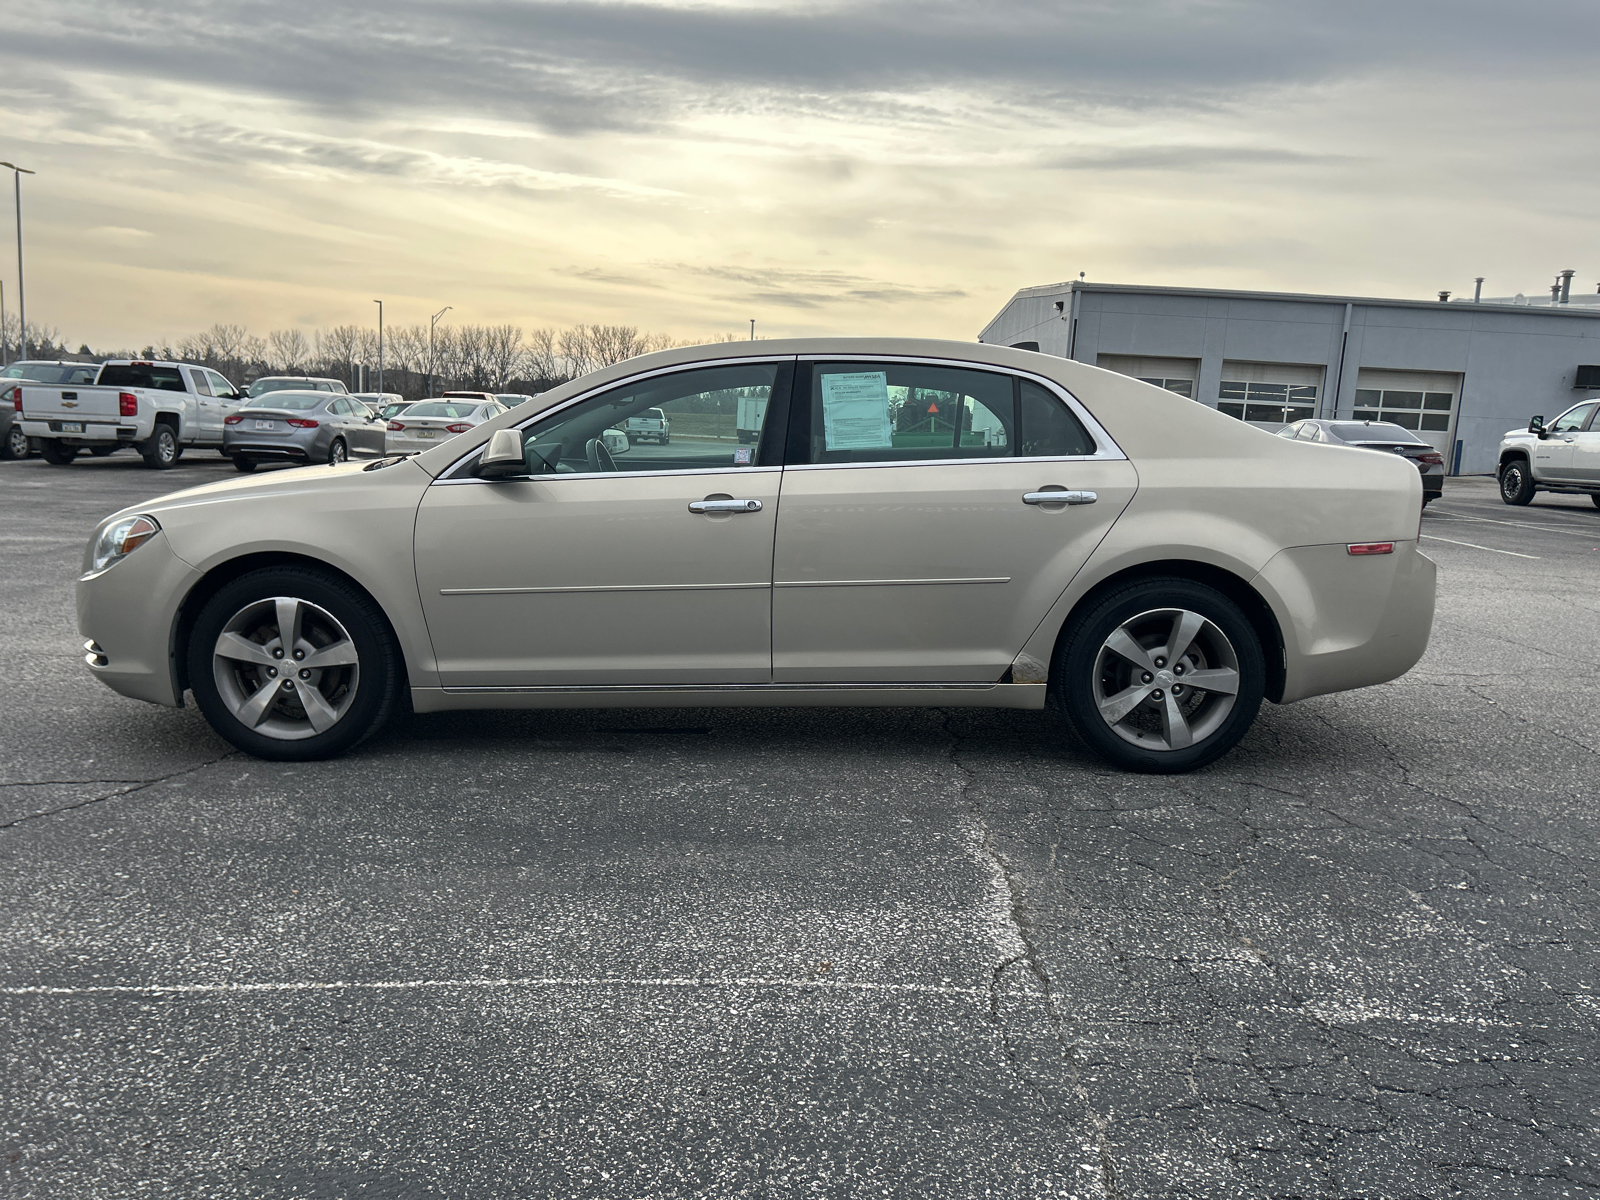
[1429,511,1600,540]
[1421,534,1539,559]
[0,974,989,1000]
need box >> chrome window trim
[434,354,798,481]
[431,464,782,487]
[795,352,1127,463]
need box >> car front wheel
[1500,460,1535,505]
[1055,577,1265,773]
[187,567,404,761]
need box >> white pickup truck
[17,360,243,469]
[1497,398,1600,507]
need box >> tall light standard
[1,279,7,366]
[373,299,384,396]
[0,163,35,361]
[429,305,451,396]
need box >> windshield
[98,364,187,392]
[1,362,95,383]
[243,392,324,411]
[248,378,315,397]
[380,403,412,418]
[1330,422,1424,444]
[406,401,480,419]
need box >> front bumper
[77,533,201,707]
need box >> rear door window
[187,368,213,396]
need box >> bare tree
[523,327,563,386]
[483,324,525,390]
[267,329,310,372]
[317,325,363,386]
[454,324,489,390]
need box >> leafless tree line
[29,321,729,401]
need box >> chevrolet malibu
[77,339,1436,773]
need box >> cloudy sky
[1,0,1596,350]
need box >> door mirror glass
[1529,415,1544,434]
[478,428,527,479]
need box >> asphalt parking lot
[2,454,1597,1198]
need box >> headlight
[89,515,161,573]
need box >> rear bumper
[19,419,141,443]
[386,435,455,455]
[1256,540,1436,704]
[227,443,310,461]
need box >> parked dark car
[1277,419,1444,504]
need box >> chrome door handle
[1023,490,1096,505]
[689,498,763,514]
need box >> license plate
[61,421,83,433]
[416,430,437,439]
[255,420,276,430]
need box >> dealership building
[979,281,1600,475]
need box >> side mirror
[1529,415,1546,438]
[477,428,526,480]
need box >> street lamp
[0,163,35,361]
[373,300,384,396]
[429,305,451,396]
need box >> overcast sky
[1,0,1596,350]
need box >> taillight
[387,421,405,431]
[286,418,319,429]
[1418,452,1443,465]
[7,385,18,411]
[224,414,243,425]
[119,392,138,417]
[1347,542,1394,556]
[445,422,472,433]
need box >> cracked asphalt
[2,455,1597,1198]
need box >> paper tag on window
[733,447,753,465]
[820,371,893,450]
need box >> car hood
[96,458,431,528]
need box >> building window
[1217,381,1317,424]
[1352,389,1454,431]
[1137,377,1194,398]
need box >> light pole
[0,163,34,361]
[429,305,451,396]
[373,300,384,396]
[1,278,7,366]
[749,318,755,341]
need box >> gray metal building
[979,281,1600,475]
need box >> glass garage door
[1351,369,1460,457]
[1216,361,1326,429]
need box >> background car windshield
[248,379,308,396]
[1,363,96,383]
[380,403,411,418]
[97,364,187,391]
[406,402,481,419]
[1331,422,1424,443]
[243,392,323,411]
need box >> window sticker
[732,446,753,465]
[820,371,893,450]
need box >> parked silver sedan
[76,338,1435,774]
[384,399,506,456]
[224,391,388,472]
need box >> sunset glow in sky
[2,0,1596,349]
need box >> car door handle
[1023,490,1096,505]
[689,498,763,514]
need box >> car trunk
[233,408,310,438]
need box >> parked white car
[19,359,242,468]
[75,338,1435,773]
[384,399,507,455]
[1498,399,1600,507]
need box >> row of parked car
[0,357,536,469]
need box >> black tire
[2,423,28,460]
[40,439,79,465]
[232,456,257,474]
[1592,494,1600,510]
[327,438,348,466]
[141,423,179,470]
[1500,459,1535,506]
[1054,577,1265,774]
[89,445,117,458]
[187,566,404,761]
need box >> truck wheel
[187,566,405,761]
[141,424,179,470]
[1499,460,1535,506]
[2,424,28,460]
[1054,577,1265,774]
[233,456,258,474]
[40,440,79,465]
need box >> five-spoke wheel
[1057,578,1264,772]
[188,567,403,759]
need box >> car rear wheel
[141,424,179,470]
[2,424,29,460]
[188,567,404,761]
[40,439,79,465]
[1055,577,1265,774]
[232,456,257,473]
[327,438,347,466]
[1500,460,1535,506]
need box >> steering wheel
[584,437,618,472]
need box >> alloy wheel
[328,439,347,466]
[211,596,361,740]
[4,425,26,459]
[1091,607,1241,751]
